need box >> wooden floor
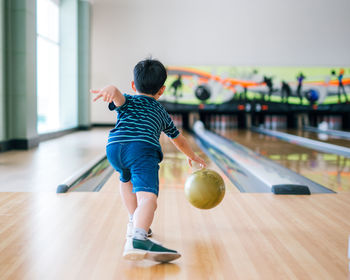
[0,191,349,279]
[0,128,109,192]
[1,128,350,279]
[217,129,350,192]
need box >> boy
[91,58,206,262]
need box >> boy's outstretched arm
[90,85,125,106]
[171,133,207,168]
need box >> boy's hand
[188,155,207,168]
[171,134,207,168]
[90,85,125,106]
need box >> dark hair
[133,58,167,95]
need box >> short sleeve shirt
[107,94,180,151]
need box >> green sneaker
[123,238,181,262]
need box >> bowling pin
[222,115,227,130]
[330,116,334,130]
[272,116,277,130]
[210,115,215,129]
[265,115,270,129]
[215,115,220,130]
[335,116,341,130]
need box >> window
[36,0,60,134]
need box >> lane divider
[193,121,334,194]
[303,125,350,140]
[252,127,350,158]
[56,154,113,193]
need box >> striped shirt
[107,94,180,151]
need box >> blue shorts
[106,142,163,196]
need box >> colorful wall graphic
[162,66,350,105]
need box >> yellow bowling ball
[184,169,225,209]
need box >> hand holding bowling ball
[185,169,225,209]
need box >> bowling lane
[214,129,350,192]
[160,131,238,192]
[101,131,238,193]
[279,129,350,148]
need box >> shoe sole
[145,252,181,263]
[123,249,147,261]
[123,250,181,263]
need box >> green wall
[78,0,91,128]
[5,0,38,147]
[0,0,5,142]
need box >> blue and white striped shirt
[107,94,180,151]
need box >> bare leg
[120,181,137,215]
[123,191,180,262]
[133,191,157,232]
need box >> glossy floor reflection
[282,129,350,148]
[159,130,237,192]
[215,129,350,192]
[102,131,237,193]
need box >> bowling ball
[306,89,319,102]
[195,85,211,101]
[184,169,225,209]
